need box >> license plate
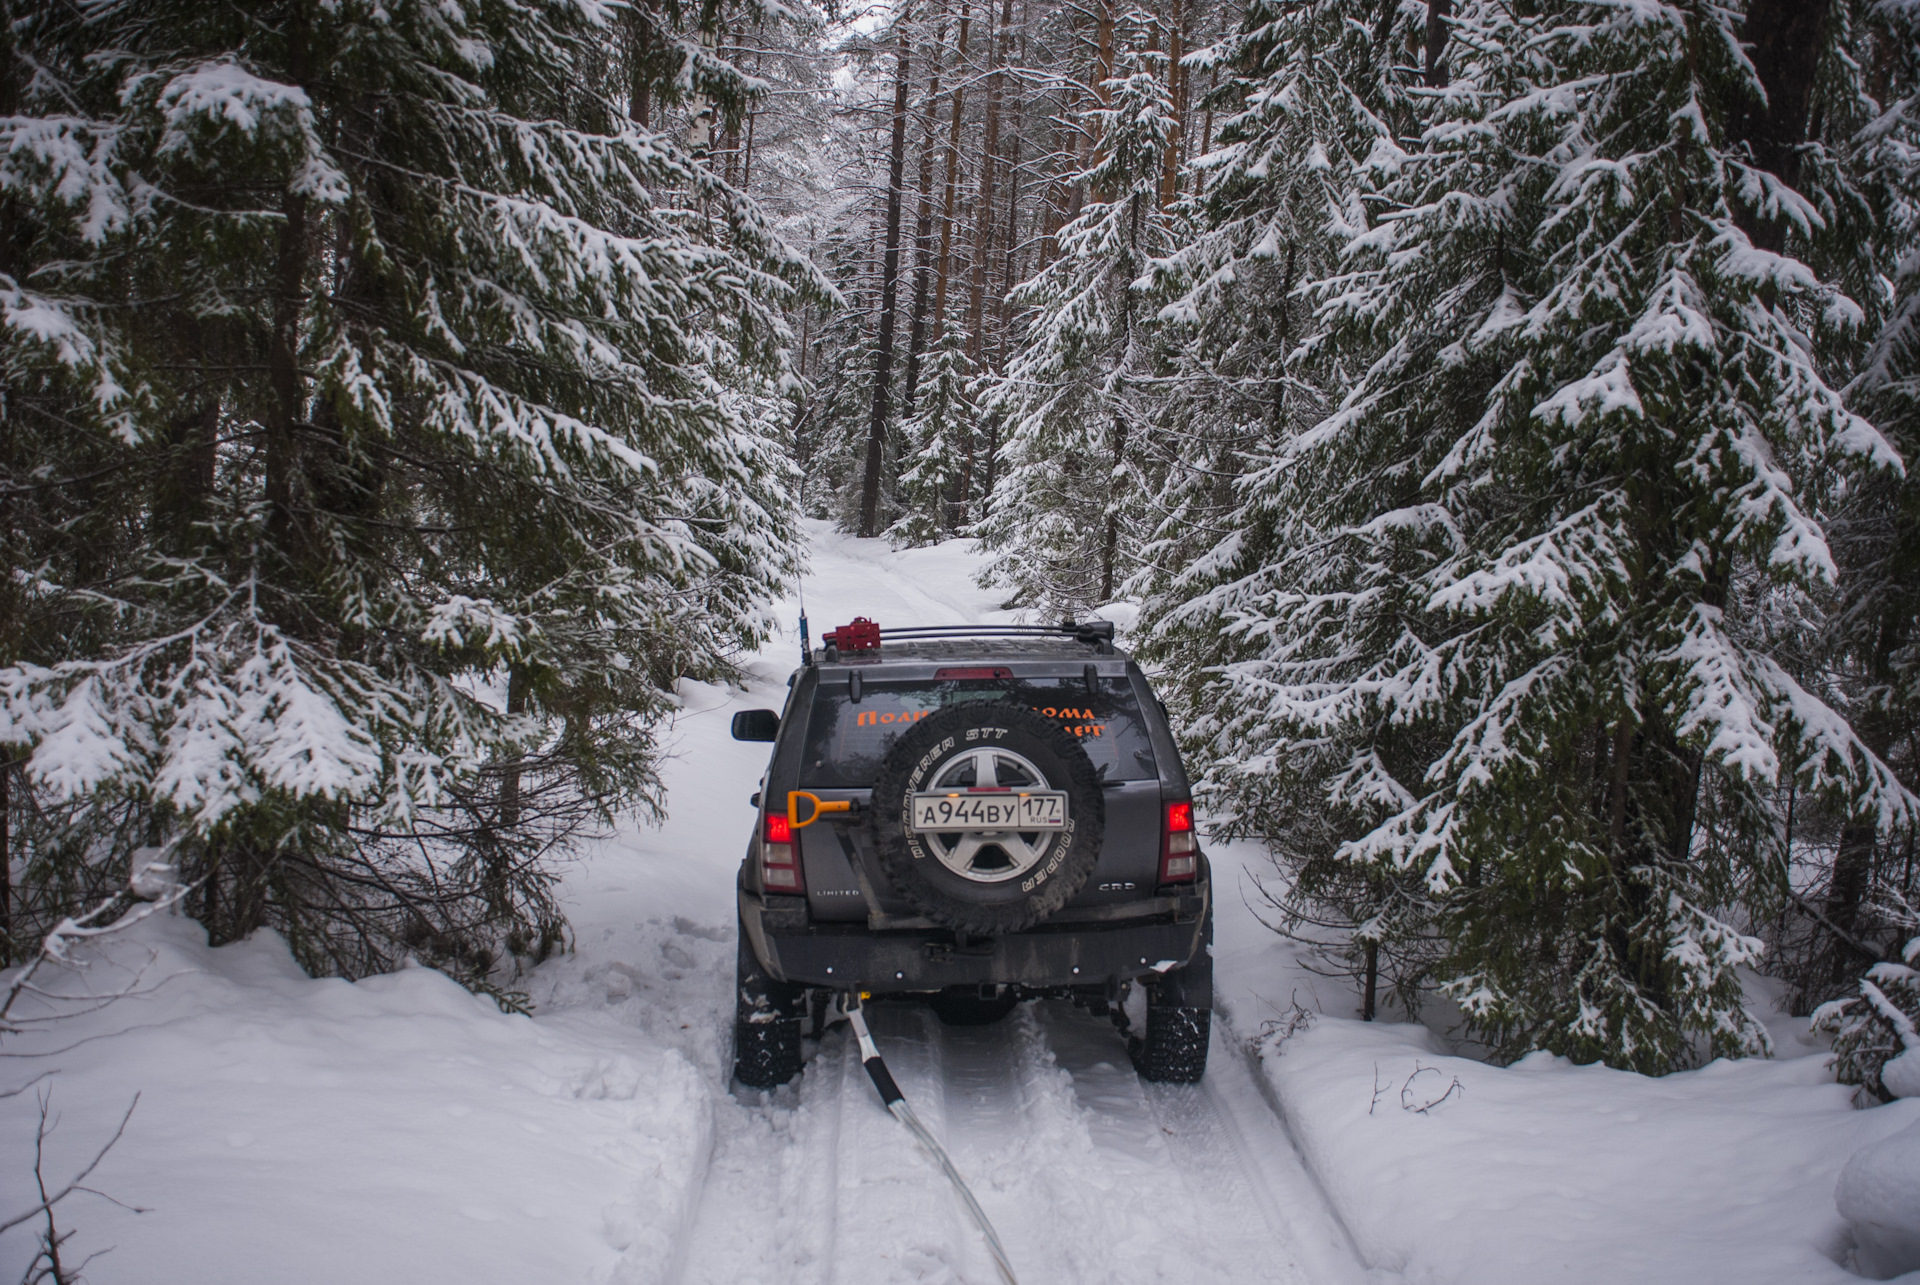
[910,791,1067,832]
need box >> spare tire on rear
[869,701,1104,936]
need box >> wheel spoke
[947,832,987,869]
[1000,833,1040,865]
[971,749,1000,787]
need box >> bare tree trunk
[1086,0,1117,205]
[858,29,915,538]
[267,5,314,567]
[902,4,949,417]
[965,0,1013,368]
[932,2,972,343]
[628,5,654,126]
[1098,414,1128,601]
[1,760,11,960]
[741,106,757,188]
[995,124,1022,371]
[1160,0,1186,206]
[1362,940,1379,1021]
[1424,0,1450,87]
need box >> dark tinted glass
[799,676,1158,788]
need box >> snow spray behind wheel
[846,997,1020,1285]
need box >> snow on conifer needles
[1114,0,1920,1071]
[0,0,820,988]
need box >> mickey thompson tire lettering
[869,702,1104,936]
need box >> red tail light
[933,667,1014,680]
[763,811,803,893]
[1161,801,1197,883]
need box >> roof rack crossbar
[878,622,1117,643]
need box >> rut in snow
[674,998,1326,1285]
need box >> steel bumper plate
[740,885,1209,991]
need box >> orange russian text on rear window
[855,708,933,728]
[1036,706,1106,739]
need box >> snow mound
[1202,844,1920,1285]
[1884,1048,1920,1100]
[1838,1120,1920,1279]
[0,912,713,1285]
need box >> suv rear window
[799,676,1159,789]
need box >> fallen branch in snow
[1784,888,1891,967]
[1,870,195,1037]
[2,1087,146,1285]
[1399,1062,1465,1115]
[1257,993,1316,1055]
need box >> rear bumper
[739,871,1210,992]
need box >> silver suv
[730,619,1212,1088]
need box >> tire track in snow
[676,997,1365,1285]
[675,1028,849,1285]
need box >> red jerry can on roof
[822,617,881,652]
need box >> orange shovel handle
[788,791,853,829]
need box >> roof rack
[883,622,1116,645]
[815,620,1117,661]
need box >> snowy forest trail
[544,521,1370,1285]
[674,999,1332,1285]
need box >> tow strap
[846,997,1020,1285]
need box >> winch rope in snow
[846,997,1019,1285]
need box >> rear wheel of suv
[1131,1000,1210,1083]
[1130,905,1212,1083]
[733,925,804,1089]
[869,702,1104,936]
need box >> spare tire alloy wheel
[870,702,1104,936]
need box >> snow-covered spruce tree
[888,323,977,545]
[1817,935,1920,1101]
[0,0,813,984]
[1776,0,1920,1009]
[976,34,1181,617]
[1133,0,1440,1013]
[1154,0,1917,1071]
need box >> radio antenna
[797,576,811,666]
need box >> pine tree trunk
[1099,413,1128,601]
[1087,0,1117,203]
[858,31,915,538]
[1729,0,1832,252]
[965,0,1013,367]
[0,759,11,961]
[1424,0,1450,88]
[267,6,314,569]
[932,4,971,343]
[996,124,1022,371]
[1160,0,1185,206]
[902,5,949,417]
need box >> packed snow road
[677,1001,1332,1284]
[553,522,1366,1285]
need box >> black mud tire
[1130,1003,1211,1083]
[869,702,1104,936]
[927,986,1021,1026]
[733,925,804,1089]
[1130,904,1212,1083]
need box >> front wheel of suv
[733,925,804,1089]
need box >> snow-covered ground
[4,521,1916,1284]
